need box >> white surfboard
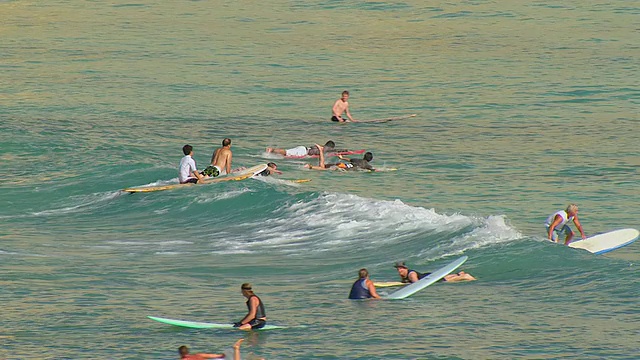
[568,228,639,254]
[385,256,468,300]
[147,316,285,331]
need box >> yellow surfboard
[374,281,406,288]
[123,164,267,193]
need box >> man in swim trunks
[304,144,374,171]
[266,141,336,157]
[234,283,267,330]
[331,90,356,122]
[348,268,381,299]
[394,261,476,283]
[179,145,206,184]
[545,204,586,245]
[208,138,233,176]
[178,339,245,360]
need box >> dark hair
[363,152,373,162]
[178,346,189,356]
[182,145,193,155]
[267,162,277,168]
[324,140,335,148]
[342,90,349,96]
[222,138,231,146]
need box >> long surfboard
[568,228,639,254]
[147,316,286,331]
[123,164,267,193]
[355,114,417,124]
[385,256,468,300]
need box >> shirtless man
[209,138,233,176]
[394,261,476,283]
[331,90,356,122]
[304,144,373,171]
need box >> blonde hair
[566,204,578,213]
[358,268,369,279]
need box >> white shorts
[546,225,572,241]
[214,165,227,176]
[285,146,308,157]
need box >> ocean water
[1,0,639,359]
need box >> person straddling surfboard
[178,339,249,360]
[266,140,338,157]
[202,138,233,177]
[394,261,476,283]
[233,283,267,330]
[179,145,206,184]
[331,90,357,122]
[304,144,374,171]
[545,204,586,245]
[348,268,381,299]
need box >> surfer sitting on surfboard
[233,283,267,330]
[178,339,250,360]
[545,204,586,245]
[266,140,337,157]
[394,261,476,283]
[304,144,374,171]
[348,268,381,299]
[179,145,206,184]
[204,138,233,177]
[331,90,356,122]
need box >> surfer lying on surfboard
[266,140,337,157]
[304,144,374,171]
[179,339,260,360]
[394,261,476,283]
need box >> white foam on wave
[193,188,252,204]
[29,191,123,217]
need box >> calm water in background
[1,1,639,359]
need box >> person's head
[324,140,335,149]
[267,162,277,170]
[358,268,369,279]
[241,282,254,297]
[566,204,579,216]
[363,152,373,162]
[182,144,193,156]
[222,138,232,147]
[341,90,349,101]
[178,346,189,356]
[394,261,408,277]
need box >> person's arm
[548,215,562,241]
[573,215,586,239]
[211,148,219,165]
[345,104,355,122]
[366,279,381,299]
[332,100,344,121]
[337,154,352,162]
[225,152,232,175]
[195,353,225,359]
[238,297,258,325]
[191,161,204,181]
[408,272,420,283]
[233,339,244,360]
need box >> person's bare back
[211,138,233,175]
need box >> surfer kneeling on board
[348,268,381,299]
[234,283,267,330]
[304,144,374,171]
[394,261,476,283]
[178,339,247,360]
[331,90,357,122]
[545,204,586,245]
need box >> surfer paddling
[545,204,586,245]
[256,162,282,177]
[178,339,245,360]
[348,268,381,299]
[203,138,233,177]
[234,283,267,330]
[394,261,476,283]
[304,144,374,171]
[331,90,356,122]
[266,140,337,157]
[179,145,206,184]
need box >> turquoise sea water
[1,1,639,359]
